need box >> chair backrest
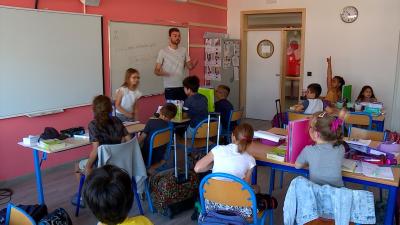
[5,203,36,225]
[97,138,147,178]
[227,109,243,132]
[193,117,219,139]
[148,125,173,167]
[288,112,312,121]
[349,127,384,141]
[344,112,372,130]
[199,173,258,222]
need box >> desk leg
[251,166,257,185]
[385,186,397,225]
[269,169,276,195]
[33,149,45,205]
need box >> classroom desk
[18,123,145,205]
[247,127,399,225]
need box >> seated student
[138,103,177,175]
[182,76,208,138]
[295,111,345,187]
[83,165,153,225]
[76,95,131,176]
[194,123,277,215]
[356,85,377,103]
[215,85,234,131]
[292,83,328,114]
[325,56,345,103]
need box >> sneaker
[71,193,85,208]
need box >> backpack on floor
[271,99,287,128]
[198,210,247,225]
[38,208,72,225]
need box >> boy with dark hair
[138,103,177,175]
[215,85,234,130]
[292,83,328,114]
[182,75,208,138]
[83,165,153,225]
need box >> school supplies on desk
[361,161,394,180]
[73,133,89,139]
[266,145,286,162]
[38,139,66,151]
[286,118,314,163]
[254,130,286,143]
[122,121,140,126]
[342,158,357,173]
[23,135,40,146]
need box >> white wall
[228,0,400,129]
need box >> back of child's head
[183,75,200,93]
[92,95,112,126]
[233,123,254,153]
[160,103,177,120]
[307,83,322,98]
[217,85,230,98]
[123,68,139,87]
[357,85,375,100]
[310,111,343,147]
[83,165,133,225]
[333,76,345,91]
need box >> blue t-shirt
[183,93,208,128]
[215,99,234,129]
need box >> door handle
[275,74,280,77]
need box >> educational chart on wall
[0,7,103,119]
[109,22,189,97]
[206,37,240,109]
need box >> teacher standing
[154,27,198,101]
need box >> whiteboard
[109,22,188,97]
[0,7,103,119]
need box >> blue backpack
[198,210,247,225]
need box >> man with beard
[155,27,198,101]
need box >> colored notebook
[342,84,352,102]
[286,118,314,163]
[198,87,215,112]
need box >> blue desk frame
[252,160,398,225]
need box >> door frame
[240,8,306,113]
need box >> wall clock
[257,39,274,59]
[340,6,358,23]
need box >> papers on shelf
[123,121,140,126]
[345,139,371,146]
[361,161,394,180]
[254,130,286,143]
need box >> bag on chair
[38,208,72,225]
[271,99,287,128]
[198,210,247,225]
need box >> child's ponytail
[233,123,254,153]
[311,112,344,147]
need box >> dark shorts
[165,87,187,101]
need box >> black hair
[169,27,180,36]
[218,85,230,97]
[357,85,376,102]
[333,76,345,91]
[83,165,133,225]
[183,75,200,93]
[307,83,322,98]
[161,103,177,119]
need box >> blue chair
[144,125,174,213]
[75,138,146,217]
[176,116,220,174]
[220,109,243,143]
[5,203,36,225]
[199,173,274,225]
[344,112,373,134]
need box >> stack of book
[38,139,66,151]
[266,145,286,162]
